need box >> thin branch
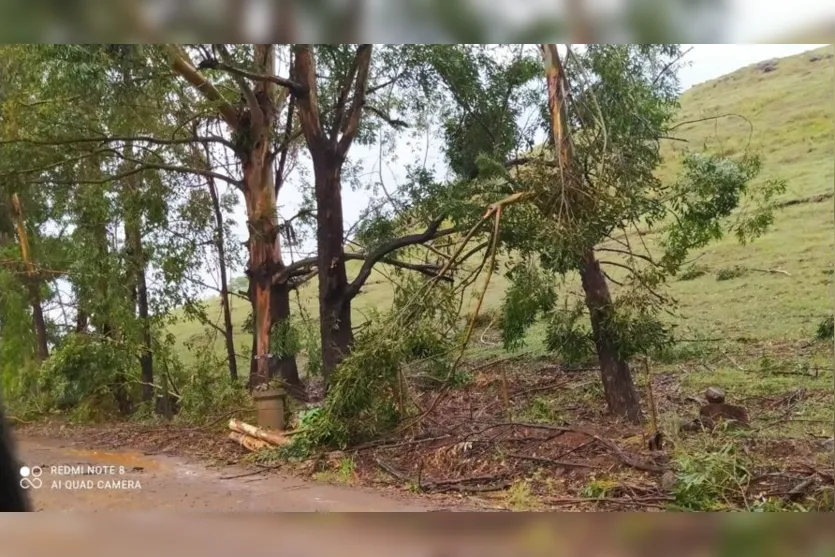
[0,134,236,150]
[345,215,455,299]
[275,90,297,196]
[215,44,262,129]
[652,46,693,86]
[595,246,661,268]
[30,158,240,188]
[197,57,306,95]
[364,105,410,129]
[366,70,408,95]
[336,44,373,157]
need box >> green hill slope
[169,45,835,372]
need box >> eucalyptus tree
[413,44,785,423]
[196,44,460,385]
[164,44,308,391]
[0,45,216,410]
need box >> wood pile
[227,419,291,452]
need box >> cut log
[228,431,273,452]
[228,419,289,447]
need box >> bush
[38,334,138,419]
[500,262,557,351]
[298,320,323,377]
[606,300,674,360]
[176,339,251,425]
[678,264,709,281]
[672,441,751,511]
[816,315,834,341]
[715,265,747,281]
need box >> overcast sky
[250,43,829,263]
[181,42,832,299]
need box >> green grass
[167,46,835,379]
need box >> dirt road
[16,436,436,512]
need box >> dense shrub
[38,333,138,418]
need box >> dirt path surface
[17,436,437,512]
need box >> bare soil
[15,435,438,511]
[13,356,832,512]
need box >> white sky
[38,42,834,325]
[242,43,829,278]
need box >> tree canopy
[0,43,784,435]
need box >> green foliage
[305,317,405,448]
[500,261,557,351]
[270,319,300,359]
[300,276,462,448]
[715,265,748,281]
[276,406,324,459]
[299,320,323,378]
[175,337,251,425]
[662,152,787,272]
[545,297,672,364]
[678,264,709,281]
[515,395,561,424]
[581,477,621,499]
[544,303,596,366]
[414,44,541,180]
[38,334,136,416]
[0,270,37,380]
[816,315,834,341]
[671,441,752,511]
[604,297,674,360]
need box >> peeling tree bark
[237,44,290,389]
[540,44,642,424]
[170,44,298,392]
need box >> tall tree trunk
[292,44,373,386]
[541,43,642,424]
[125,218,154,404]
[135,252,154,404]
[123,141,155,405]
[75,303,88,334]
[314,159,353,384]
[579,250,642,423]
[26,282,49,362]
[205,166,238,383]
[240,43,287,390]
[9,193,49,362]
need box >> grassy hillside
[169,45,835,375]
